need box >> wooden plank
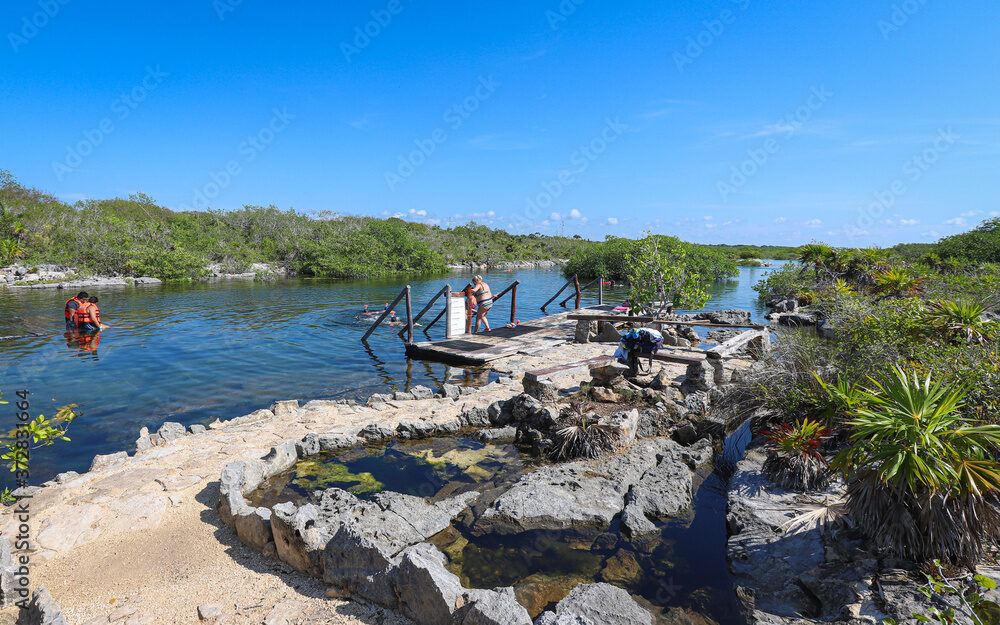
[566,313,765,329]
[524,355,614,383]
[706,329,768,360]
[648,351,708,366]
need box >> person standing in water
[64,291,88,332]
[470,275,492,333]
[75,296,108,334]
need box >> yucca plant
[796,243,834,279]
[549,413,621,461]
[925,299,997,346]
[832,366,1000,565]
[761,418,832,491]
[0,238,25,265]
[872,267,924,297]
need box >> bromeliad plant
[761,418,832,491]
[832,366,1000,566]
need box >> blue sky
[2,1,997,246]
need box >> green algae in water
[292,459,384,495]
[250,436,531,507]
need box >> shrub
[761,418,831,491]
[832,366,1000,565]
[753,263,812,303]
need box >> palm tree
[0,238,25,265]
[832,366,1000,565]
[796,243,833,280]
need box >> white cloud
[415,209,427,217]
[945,217,966,226]
[550,212,561,221]
[703,215,714,221]
[899,219,918,226]
[881,219,895,226]
[568,209,582,219]
[487,210,496,217]
[540,220,551,227]
[804,219,822,227]
[607,217,619,225]
[773,217,787,223]
[961,210,980,217]
[922,230,940,239]
[991,211,1000,217]
[580,217,589,224]
[704,223,715,229]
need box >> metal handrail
[540,274,576,313]
[398,284,450,340]
[361,285,410,343]
[559,276,601,307]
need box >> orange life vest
[64,296,83,320]
[74,302,97,326]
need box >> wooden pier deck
[405,305,616,365]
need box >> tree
[625,232,712,317]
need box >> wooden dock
[405,305,616,365]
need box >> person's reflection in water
[66,331,101,358]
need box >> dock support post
[574,275,581,309]
[404,285,413,344]
[510,282,518,324]
[598,277,603,305]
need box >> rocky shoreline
[1,259,566,290]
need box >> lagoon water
[0,263,783,483]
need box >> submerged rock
[534,583,653,625]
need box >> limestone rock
[270,399,300,417]
[322,524,399,607]
[187,423,207,434]
[197,604,223,620]
[461,406,491,428]
[359,423,395,441]
[234,507,272,551]
[441,384,462,400]
[318,433,359,452]
[157,421,186,442]
[393,543,465,625]
[479,439,691,533]
[19,585,68,625]
[460,587,532,625]
[262,440,298,478]
[475,426,517,443]
[295,432,320,457]
[90,451,128,471]
[543,583,652,625]
[394,391,416,401]
[591,387,620,403]
[410,385,434,400]
[35,504,105,552]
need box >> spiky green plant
[925,299,997,345]
[813,373,865,427]
[0,239,25,265]
[872,267,924,297]
[761,418,831,490]
[832,366,1000,565]
[549,413,621,461]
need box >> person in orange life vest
[75,296,108,334]
[64,291,89,332]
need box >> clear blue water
[0,263,783,483]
